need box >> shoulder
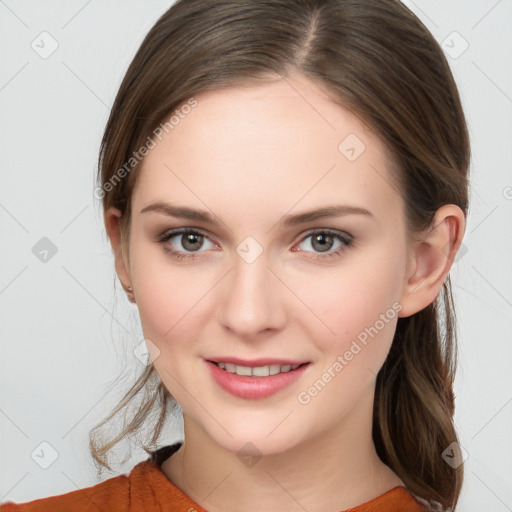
[0,445,184,512]
[0,468,132,512]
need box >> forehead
[133,75,403,226]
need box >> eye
[156,228,218,261]
[156,227,354,262]
[293,229,354,260]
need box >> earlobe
[398,204,465,318]
[104,207,134,301]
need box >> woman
[2,0,470,510]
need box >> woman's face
[122,73,414,455]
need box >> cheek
[130,245,209,344]
[294,270,402,412]
[296,252,404,365]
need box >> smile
[213,362,304,377]
[206,360,311,399]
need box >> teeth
[269,364,281,376]
[215,362,302,377]
[253,365,270,377]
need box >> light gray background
[1,1,511,510]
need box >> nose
[217,251,287,338]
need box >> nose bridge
[218,246,285,336]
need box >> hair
[91,1,470,510]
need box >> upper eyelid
[160,228,219,248]
[303,228,352,240]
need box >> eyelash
[156,228,354,262]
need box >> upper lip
[206,357,309,367]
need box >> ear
[398,204,466,318]
[104,207,135,303]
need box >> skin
[105,72,465,512]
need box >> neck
[162,385,402,512]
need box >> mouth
[206,358,311,399]
[208,360,310,378]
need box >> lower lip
[206,361,310,399]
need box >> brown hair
[92,1,470,509]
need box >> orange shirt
[1,445,425,511]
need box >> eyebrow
[140,201,375,227]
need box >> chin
[195,414,311,458]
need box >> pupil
[313,234,332,253]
